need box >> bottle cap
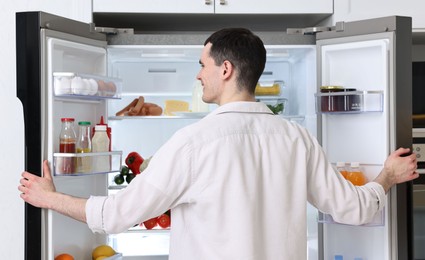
[78,121,91,126]
[61,118,74,122]
[334,255,343,260]
[95,125,107,131]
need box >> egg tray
[53,72,122,99]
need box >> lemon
[92,245,115,260]
[95,257,108,260]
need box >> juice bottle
[76,121,92,173]
[346,162,367,186]
[59,118,76,174]
[336,162,348,179]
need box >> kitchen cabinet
[332,0,425,29]
[93,0,332,14]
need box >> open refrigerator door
[314,16,412,260]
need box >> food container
[255,80,283,96]
[320,86,344,112]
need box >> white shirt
[86,101,385,260]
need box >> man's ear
[222,60,233,79]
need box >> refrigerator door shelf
[53,72,123,99]
[53,151,122,176]
[315,90,383,114]
[318,209,385,227]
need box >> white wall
[0,2,91,259]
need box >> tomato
[157,214,171,229]
[143,217,158,230]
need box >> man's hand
[374,147,419,193]
[19,160,56,209]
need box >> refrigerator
[16,11,413,260]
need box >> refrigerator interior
[45,31,112,260]
[318,36,392,260]
[105,44,318,258]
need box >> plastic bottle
[346,162,367,186]
[59,118,77,174]
[92,116,112,151]
[76,121,92,173]
[191,80,209,112]
[336,162,349,179]
[92,125,110,172]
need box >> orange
[55,253,74,260]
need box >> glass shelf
[53,72,123,99]
[318,209,385,227]
[315,90,383,114]
[53,151,122,176]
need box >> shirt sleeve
[86,195,108,234]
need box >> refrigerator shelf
[318,209,385,227]
[53,72,123,99]
[315,90,383,114]
[53,151,122,176]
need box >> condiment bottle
[92,125,110,172]
[191,80,209,113]
[92,116,112,151]
[76,121,92,173]
[346,162,367,186]
[336,162,349,179]
[59,118,76,174]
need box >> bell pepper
[125,152,144,174]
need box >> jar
[59,118,76,174]
[320,86,344,112]
[343,88,361,112]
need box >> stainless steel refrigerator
[16,11,413,260]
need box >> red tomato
[157,214,171,229]
[143,217,158,230]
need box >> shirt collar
[207,101,274,117]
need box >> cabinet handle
[220,0,226,5]
[205,0,212,5]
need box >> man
[19,28,418,259]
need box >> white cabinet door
[215,0,333,14]
[94,0,332,14]
[93,0,214,13]
[333,0,425,29]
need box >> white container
[92,125,110,172]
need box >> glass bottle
[191,80,209,113]
[346,162,367,186]
[59,118,76,174]
[336,162,348,179]
[92,125,110,172]
[76,121,92,173]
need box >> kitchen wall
[0,1,91,259]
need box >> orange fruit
[55,253,74,260]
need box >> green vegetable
[120,165,130,176]
[267,103,284,114]
[114,174,125,185]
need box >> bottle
[76,121,92,173]
[92,116,112,151]
[59,118,77,174]
[346,162,367,186]
[92,125,110,172]
[191,80,209,113]
[336,162,349,179]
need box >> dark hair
[204,28,266,94]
